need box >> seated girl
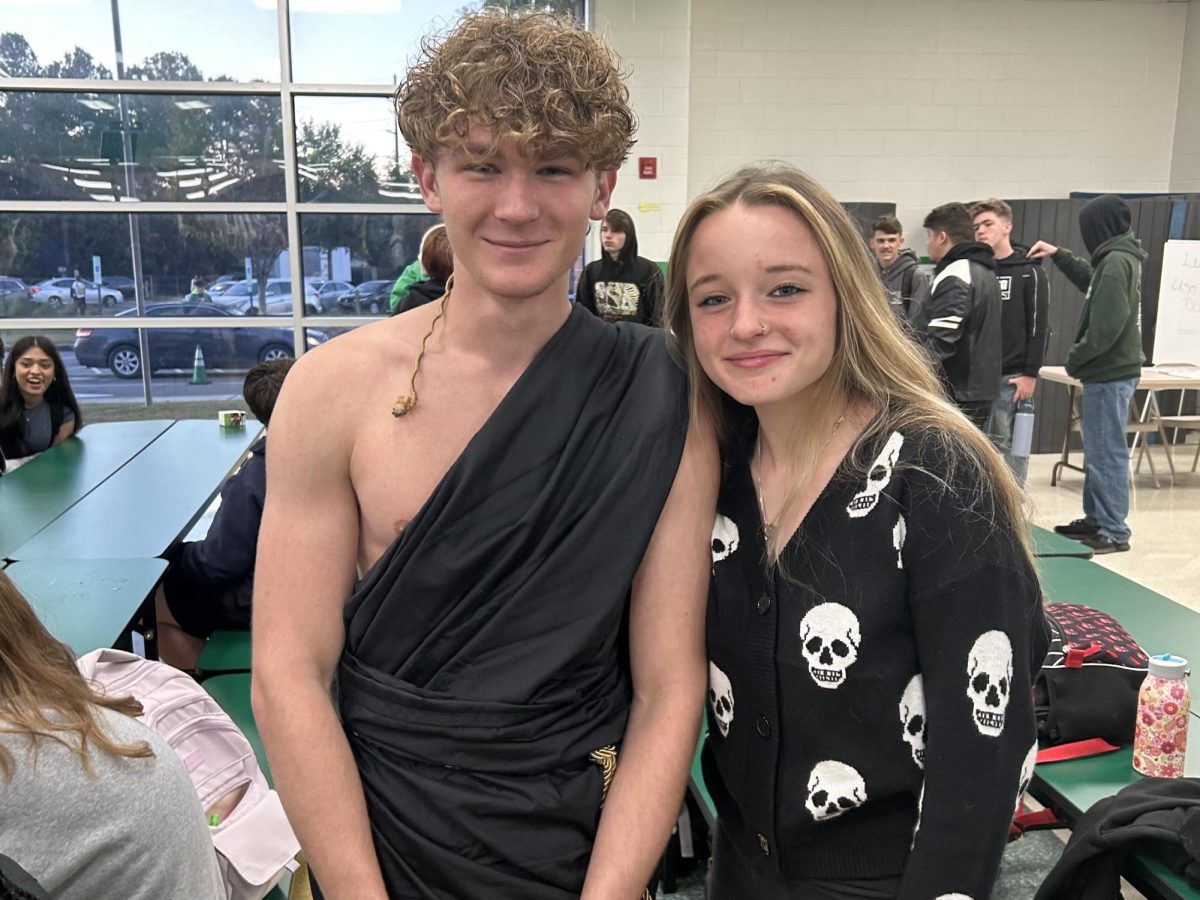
[0,572,224,900]
[0,336,83,460]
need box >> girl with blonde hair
[666,163,1048,899]
[0,573,223,899]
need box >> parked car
[210,278,321,315]
[314,280,352,314]
[207,275,240,297]
[30,278,122,308]
[338,279,392,315]
[100,275,138,302]
[72,302,325,378]
[0,276,31,308]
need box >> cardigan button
[757,833,770,855]
[755,716,771,738]
[755,594,771,615]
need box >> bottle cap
[1148,653,1188,679]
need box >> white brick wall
[688,0,1188,238]
[592,0,692,263]
[595,0,1197,259]
[1170,0,1200,191]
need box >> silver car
[29,278,122,308]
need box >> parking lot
[29,337,259,405]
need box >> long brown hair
[664,163,1033,570]
[0,336,86,455]
[0,572,151,780]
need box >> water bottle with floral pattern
[1133,653,1190,778]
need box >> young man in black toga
[252,11,716,899]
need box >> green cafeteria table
[8,419,262,561]
[5,558,167,657]
[1034,556,1200,899]
[1030,524,1094,559]
[0,420,173,559]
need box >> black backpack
[1035,604,1150,746]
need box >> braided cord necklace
[392,275,453,418]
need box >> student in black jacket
[664,163,1047,900]
[575,208,664,325]
[972,199,1049,486]
[915,203,1003,430]
[154,358,294,669]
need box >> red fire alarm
[639,157,657,179]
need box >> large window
[1,91,284,203]
[294,96,419,204]
[2,1,591,410]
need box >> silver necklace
[754,413,846,541]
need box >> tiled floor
[1025,447,1200,612]
[659,826,1076,899]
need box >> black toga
[324,305,689,899]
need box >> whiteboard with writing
[1154,240,1200,364]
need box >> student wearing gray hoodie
[869,214,931,323]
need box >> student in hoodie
[915,202,1002,430]
[971,199,1049,486]
[394,224,452,314]
[1029,195,1145,554]
[576,208,665,325]
[154,358,294,669]
[869,214,930,323]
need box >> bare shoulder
[276,310,438,420]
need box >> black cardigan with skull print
[703,426,1049,899]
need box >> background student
[155,358,293,669]
[576,208,666,326]
[0,572,224,900]
[0,335,83,460]
[868,213,930,323]
[971,198,1049,486]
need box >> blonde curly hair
[396,9,636,170]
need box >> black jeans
[708,827,901,900]
[957,398,994,432]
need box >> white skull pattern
[1015,741,1037,813]
[898,674,926,768]
[806,760,867,821]
[933,895,974,900]
[967,630,1013,737]
[893,514,906,569]
[711,514,740,563]
[708,661,734,738]
[800,602,861,689]
[847,431,904,518]
[912,780,925,847]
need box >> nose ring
[757,322,767,336]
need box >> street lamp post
[110,0,153,404]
